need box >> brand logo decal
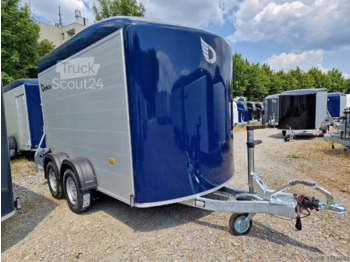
[200,37,216,64]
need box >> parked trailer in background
[232,101,239,125]
[327,93,346,119]
[254,102,264,121]
[324,108,350,151]
[36,17,346,235]
[3,79,45,156]
[236,101,249,124]
[278,89,330,140]
[1,84,21,221]
[347,94,350,108]
[246,102,257,122]
[264,94,279,126]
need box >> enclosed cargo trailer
[232,101,239,125]
[3,79,45,155]
[236,101,249,124]
[37,17,233,208]
[327,93,346,119]
[35,17,345,235]
[246,102,257,122]
[264,94,279,126]
[278,89,329,139]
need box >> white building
[37,10,88,47]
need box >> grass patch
[287,154,301,159]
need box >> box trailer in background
[3,79,45,156]
[347,94,350,108]
[254,102,264,121]
[236,101,249,124]
[327,93,346,118]
[246,102,257,122]
[278,89,330,139]
[1,85,21,221]
[232,101,239,125]
[264,94,279,126]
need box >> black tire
[63,168,91,213]
[282,131,286,136]
[229,213,253,236]
[46,161,64,199]
[8,137,17,150]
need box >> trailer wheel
[8,137,17,157]
[63,168,91,213]
[46,161,64,199]
[229,213,252,236]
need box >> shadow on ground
[82,193,321,253]
[83,193,213,232]
[1,184,57,252]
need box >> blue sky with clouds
[27,0,350,78]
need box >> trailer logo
[200,37,216,64]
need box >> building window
[61,33,65,40]
[66,29,75,38]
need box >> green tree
[1,0,40,85]
[345,78,350,93]
[327,68,347,92]
[245,63,269,101]
[231,53,250,97]
[38,39,55,57]
[93,0,145,21]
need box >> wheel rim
[234,216,250,234]
[66,176,77,205]
[48,168,57,192]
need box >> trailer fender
[43,152,69,180]
[60,158,97,192]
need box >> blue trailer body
[1,86,15,221]
[3,79,45,149]
[237,101,249,123]
[327,93,346,118]
[38,17,233,205]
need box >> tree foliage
[1,0,40,85]
[232,52,350,101]
[38,39,55,57]
[92,0,145,21]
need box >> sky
[25,0,350,78]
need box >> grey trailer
[278,89,330,139]
[324,108,350,151]
[3,79,45,156]
[1,84,21,221]
[264,94,279,126]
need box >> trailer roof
[3,79,38,93]
[265,94,279,99]
[327,92,346,97]
[280,88,327,96]
[38,16,216,74]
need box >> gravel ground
[2,128,350,261]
